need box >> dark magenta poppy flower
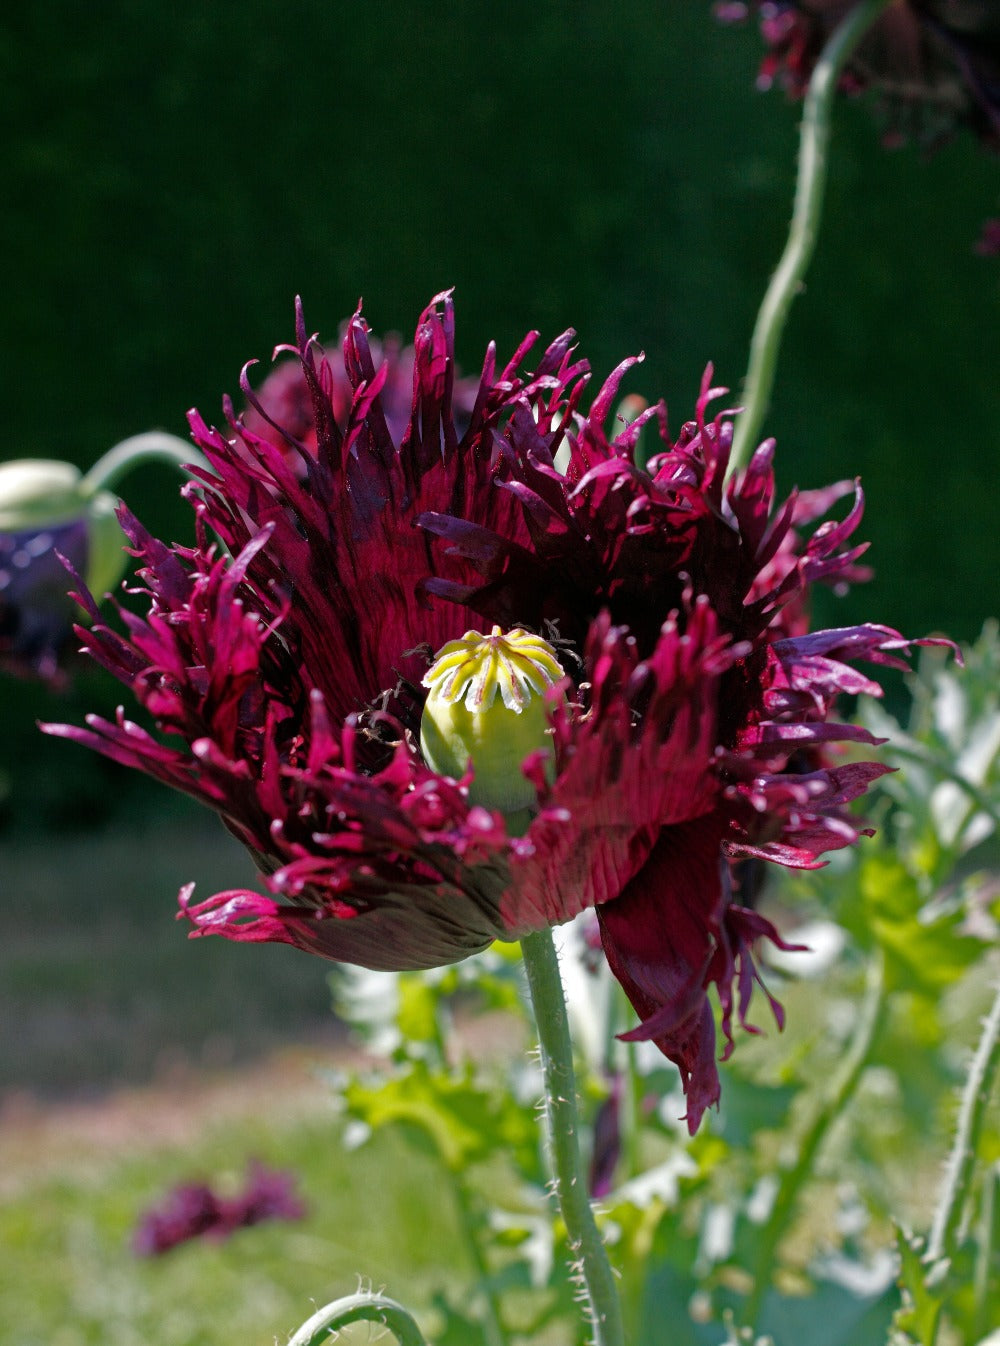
[45,293,938,1131]
[133,1160,305,1256]
[718,1,1000,148]
[975,216,1000,254]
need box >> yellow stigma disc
[420,626,565,820]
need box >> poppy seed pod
[420,626,564,828]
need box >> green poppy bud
[420,626,565,827]
[0,458,124,597]
[82,489,129,598]
[0,459,87,529]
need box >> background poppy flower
[718,1,1000,148]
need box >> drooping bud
[1,437,202,681]
[0,458,129,679]
[0,460,86,528]
[420,626,565,825]
[0,458,124,597]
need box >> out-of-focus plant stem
[450,1170,509,1346]
[922,979,1000,1346]
[741,949,888,1330]
[971,1163,998,1342]
[80,431,207,496]
[521,927,625,1346]
[729,0,893,475]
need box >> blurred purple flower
[0,460,124,683]
[46,293,942,1131]
[975,215,1000,254]
[719,1,1000,148]
[0,519,90,682]
[589,1075,624,1198]
[133,1160,305,1256]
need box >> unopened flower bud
[0,460,88,529]
[0,458,126,680]
[420,626,564,824]
[0,458,124,597]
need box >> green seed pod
[420,626,565,825]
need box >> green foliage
[5,635,998,1346]
[321,626,1000,1345]
[342,1060,541,1178]
[893,1227,945,1346]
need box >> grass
[2,806,343,1096]
[1,805,458,1345]
[0,806,557,1346]
[0,1057,473,1346]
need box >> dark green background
[2,0,998,829]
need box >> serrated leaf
[893,1224,944,1346]
[342,1061,540,1176]
[859,855,982,995]
[396,976,441,1044]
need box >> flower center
[419,626,565,821]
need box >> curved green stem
[520,928,625,1346]
[741,950,888,1329]
[80,431,207,497]
[925,979,1000,1272]
[287,1292,428,1346]
[729,0,893,475]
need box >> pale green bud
[0,460,86,529]
[0,458,125,596]
[420,626,565,825]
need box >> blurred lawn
[0,1080,479,1346]
[1,805,342,1095]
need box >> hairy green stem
[521,928,625,1346]
[926,979,1000,1271]
[80,431,207,496]
[729,0,893,475]
[741,951,888,1329]
[287,1292,428,1346]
